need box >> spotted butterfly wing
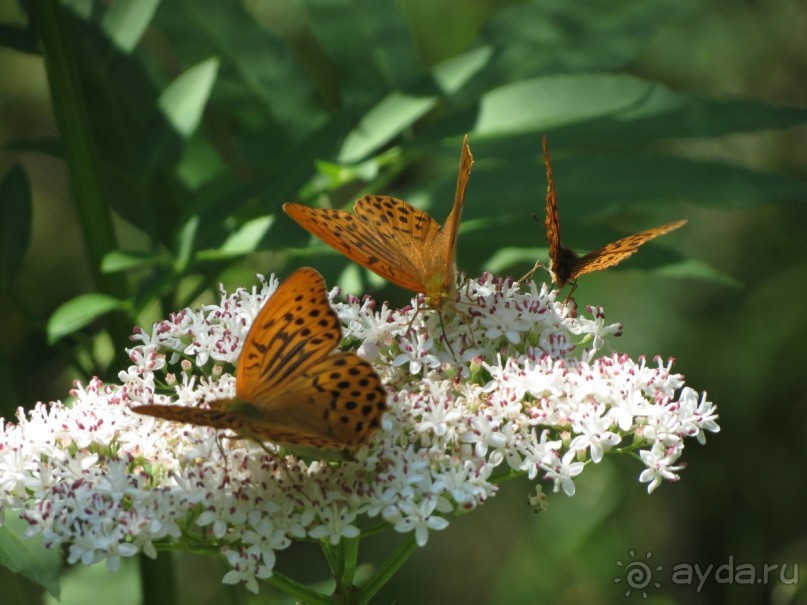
[283,135,474,308]
[132,267,387,450]
[542,135,687,288]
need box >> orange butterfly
[283,136,474,310]
[538,135,687,291]
[132,267,386,451]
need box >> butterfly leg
[518,260,548,284]
[436,308,458,359]
[215,433,230,474]
[563,281,578,306]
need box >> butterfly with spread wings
[283,136,474,311]
[132,267,387,452]
[529,135,687,294]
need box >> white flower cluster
[0,273,719,593]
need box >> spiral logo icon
[614,550,662,598]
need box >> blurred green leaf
[461,0,700,100]
[432,46,494,95]
[484,246,546,275]
[475,73,682,135]
[47,294,126,344]
[340,92,438,162]
[1,137,64,157]
[158,56,220,139]
[0,166,32,286]
[101,0,161,53]
[655,258,742,288]
[63,9,183,245]
[174,215,200,272]
[43,557,139,605]
[157,0,323,138]
[101,250,169,274]
[61,0,94,19]
[0,511,61,599]
[306,0,422,102]
[0,24,38,54]
[196,215,275,261]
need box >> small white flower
[392,331,441,375]
[639,442,685,493]
[544,450,586,496]
[386,497,449,546]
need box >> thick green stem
[357,534,418,605]
[266,569,333,605]
[31,0,131,373]
[138,552,175,605]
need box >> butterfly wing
[225,352,387,449]
[284,197,437,294]
[426,135,473,301]
[134,267,387,450]
[133,353,386,450]
[235,267,342,400]
[132,403,247,432]
[541,136,584,287]
[542,135,563,271]
[570,219,688,279]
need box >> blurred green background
[1,0,805,603]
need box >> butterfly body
[283,136,474,310]
[541,136,687,289]
[133,268,387,451]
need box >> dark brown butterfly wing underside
[568,219,688,282]
[541,135,687,288]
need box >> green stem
[30,0,131,373]
[138,552,175,605]
[340,537,359,595]
[265,569,332,605]
[357,534,418,605]
[326,537,359,604]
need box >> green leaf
[158,56,220,138]
[0,24,39,54]
[156,0,322,139]
[47,294,126,344]
[196,215,275,261]
[339,92,438,163]
[476,73,683,135]
[655,258,742,288]
[458,0,699,101]
[0,511,61,599]
[468,73,807,145]
[432,46,494,96]
[44,557,140,605]
[101,0,161,53]
[101,250,169,274]
[1,137,64,157]
[485,247,546,275]
[305,0,422,101]
[174,215,200,272]
[0,166,33,285]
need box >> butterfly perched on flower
[283,136,474,310]
[537,135,687,292]
[132,267,387,451]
